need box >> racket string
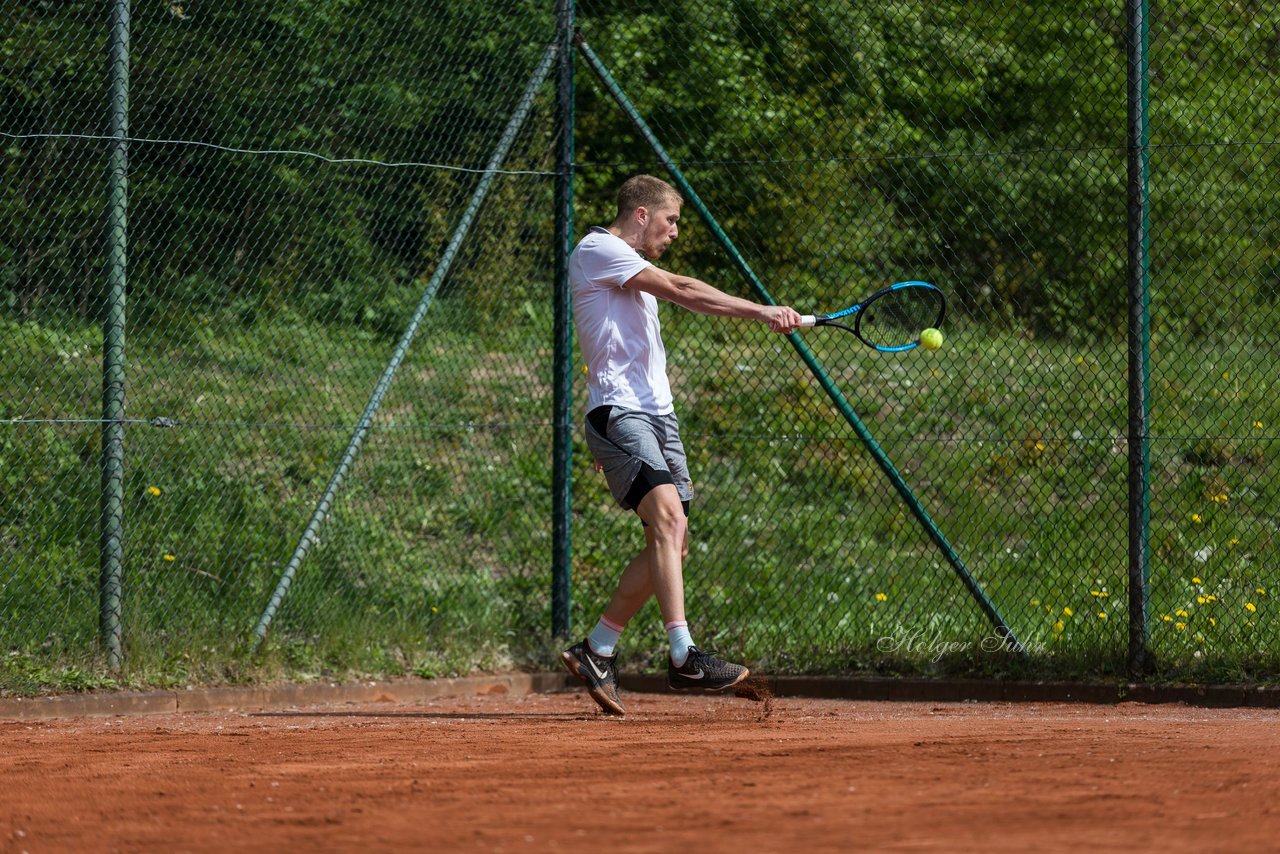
[855,288,945,349]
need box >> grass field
[2,305,1278,693]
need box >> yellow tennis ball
[920,327,943,351]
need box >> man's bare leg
[629,483,688,625]
[601,488,689,628]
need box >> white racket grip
[798,314,818,328]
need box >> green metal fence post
[1126,0,1152,679]
[100,0,131,672]
[251,41,561,647]
[574,32,1025,654]
[551,0,576,640]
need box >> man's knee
[638,484,687,540]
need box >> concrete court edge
[4,672,1280,720]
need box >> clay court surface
[4,688,1280,852]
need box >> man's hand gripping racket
[798,280,946,352]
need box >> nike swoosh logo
[587,657,610,680]
[682,669,705,680]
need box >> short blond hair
[616,174,682,219]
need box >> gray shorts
[584,407,694,511]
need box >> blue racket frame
[805,280,946,352]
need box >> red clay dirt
[3,689,1279,852]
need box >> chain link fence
[3,0,1277,692]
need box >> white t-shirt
[570,226,674,415]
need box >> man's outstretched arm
[625,266,802,334]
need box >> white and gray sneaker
[667,646,749,691]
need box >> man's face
[639,199,681,259]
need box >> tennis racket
[798,280,946,352]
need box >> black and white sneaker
[561,639,625,715]
[667,646,749,692]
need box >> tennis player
[561,174,801,715]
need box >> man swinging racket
[561,174,802,715]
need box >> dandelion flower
[1053,620,1064,633]
[874,592,887,602]
[1246,602,1257,613]
[1175,622,1186,631]
[1191,514,1203,524]
[1097,612,1107,620]
[1192,576,1203,585]
[1176,609,1189,618]
[163,553,176,562]
[147,486,162,496]
[1063,607,1073,617]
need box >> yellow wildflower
[148,486,162,496]
[1245,602,1257,613]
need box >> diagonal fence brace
[252,40,561,647]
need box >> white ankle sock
[666,620,694,667]
[587,615,624,656]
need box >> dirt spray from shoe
[734,677,775,720]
